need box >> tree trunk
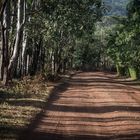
[128,66,138,80]
[8,0,26,82]
[21,29,27,76]
[0,0,10,84]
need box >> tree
[8,0,26,82]
[0,0,10,83]
[0,0,104,84]
[106,0,140,79]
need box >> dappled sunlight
[0,78,50,140]
[20,72,140,140]
[1,0,140,139]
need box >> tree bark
[0,0,10,84]
[8,0,26,82]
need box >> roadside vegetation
[0,0,140,139]
[0,75,50,139]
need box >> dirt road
[20,72,140,140]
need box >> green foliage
[40,0,103,72]
[106,0,140,78]
[43,0,102,39]
[74,36,104,70]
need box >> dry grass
[0,75,52,140]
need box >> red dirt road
[20,72,140,140]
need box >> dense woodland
[0,0,140,82]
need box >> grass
[0,75,52,140]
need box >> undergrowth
[0,75,51,140]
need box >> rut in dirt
[19,72,140,140]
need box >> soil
[19,72,140,140]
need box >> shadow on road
[19,72,140,140]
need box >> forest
[0,0,139,84]
[0,0,140,140]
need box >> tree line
[0,0,140,85]
[86,0,140,80]
[107,0,140,79]
[0,0,103,84]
